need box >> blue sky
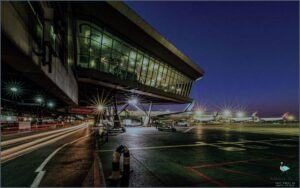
[126,1,299,116]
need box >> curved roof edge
[108,1,205,77]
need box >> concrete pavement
[99,125,299,187]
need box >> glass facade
[76,20,193,97]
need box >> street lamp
[96,104,105,112]
[47,101,55,108]
[10,87,18,93]
[223,109,232,117]
[236,111,245,118]
[195,109,205,116]
[35,97,43,103]
[128,97,138,105]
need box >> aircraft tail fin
[282,112,289,119]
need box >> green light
[35,97,43,103]
[10,87,18,92]
[47,102,55,108]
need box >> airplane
[153,100,196,119]
[258,112,289,122]
[231,112,258,122]
[193,112,220,123]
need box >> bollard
[123,146,130,176]
[108,145,130,181]
[109,151,122,180]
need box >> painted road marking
[189,158,264,169]
[237,144,269,149]
[183,127,194,133]
[185,167,227,187]
[99,138,297,152]
[215,146,246,151]
[31,132,92,188]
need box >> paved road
[1,124,94,187]
[99,125,299,187]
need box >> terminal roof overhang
[72,1,204,80]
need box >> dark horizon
[126,1,299,117]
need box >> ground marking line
[31,131,92,188]
[189,158,265,169]
[183,127,194,133]
[186,167,227,187]
[99,138,296,152]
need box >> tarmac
[98,124,299,187]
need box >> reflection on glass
[77,20,193,97]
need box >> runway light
[236,111,245,118]
[223,109,232,117]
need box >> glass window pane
[78,21,90,38]
[79,55,89,68]
[145,58,155,86]
[102,34,112,48]
[113,40,122,52]
[135,53,143,82]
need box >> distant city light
[223,109,232,117]
[236,111,245,118]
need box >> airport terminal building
[2,1,204,109]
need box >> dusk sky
[126,1,299,117]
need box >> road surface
[99,125,299,187]
[1,123,95,187]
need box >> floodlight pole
[113,95,121,129]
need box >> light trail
[1,123,87,147]
[1,124,88,163]
[31,132,92,188]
